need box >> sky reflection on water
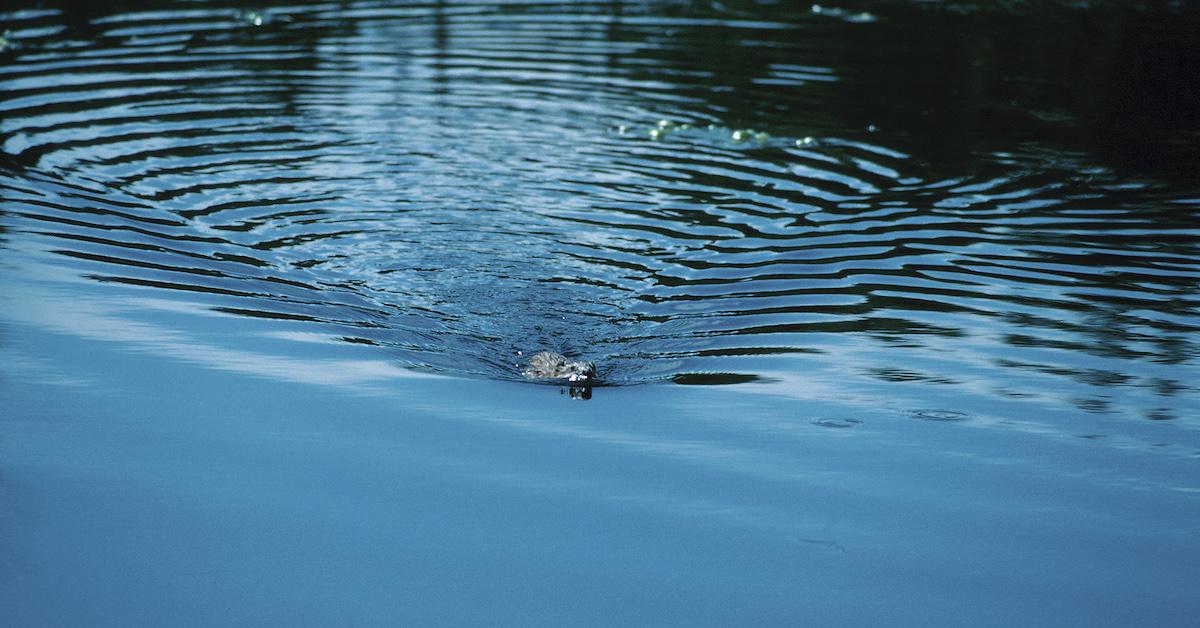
[1,0,1199,625]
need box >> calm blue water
[2,1,1199,625]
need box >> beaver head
[521,351,596,383]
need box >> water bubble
[796,136,816,147]
[907,409,969,422]
[812,418,862,429]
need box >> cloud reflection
[1,281,441,394]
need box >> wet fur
[522,351,596,383]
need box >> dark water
[4,0,1198,393]
[2,1,1199,624]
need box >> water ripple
[1,1,1197,418]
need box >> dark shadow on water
[671,372,774,386]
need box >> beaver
[521,351,596,383]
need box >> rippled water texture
[2,0,1200,624]
[3,0,1199,408]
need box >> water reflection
[0,0,1196,421]
[1,280,434,394]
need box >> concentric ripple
[1,1,1198,418]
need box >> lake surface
[2,0,1198,625]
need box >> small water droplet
[238,10,265,26]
